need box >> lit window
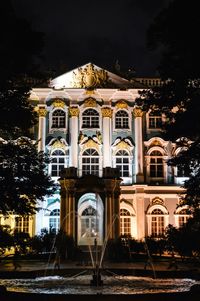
[49,209,60,233]
[151,209,165,237]
[149,111,162,129]
[115,110,129,129]
[15,216,29,233]
[51,150,66,177]
[150,150,163,178]
[82,148,99,176]
[81,206,99,238]
[178,209,189,228]
[116,150,129,177]
[52,109,66,128]
[120,208,131,236]
[82,109,99,128]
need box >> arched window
[150,150,163,178]
[81,206,99,238]
[82,109,99,128]
[15,216,29,233]
[178,209,189,228]
[148,111,162,129]
[82,148,99,176]
[116,150,129,177]
[51,149,66,177]
[151,208,165,237]
[49,209,60,233]
[52,109,66,128]
[115,110,129,129]
[120,208,131,236]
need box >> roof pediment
[50,63,131,89]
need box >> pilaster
[101,107,112,168]
[133,108,144,183]
[69,107,79,168]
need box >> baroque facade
[1,63,189,245]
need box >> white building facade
[2,63,189,245]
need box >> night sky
[12,0,170,76]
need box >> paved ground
[0,257,199,273]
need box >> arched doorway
[78,193,104,246]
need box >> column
[101,107,112,167]
[69,107,79,168]
[113,180,121,240]
[37,106,47,152]
[135,187,145,240]
[133,108,144,183]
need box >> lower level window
[82,148,99,176]
[120,209,131,236]
[15,216,29,233]
[49,209,60,233]
[151,209,165,237]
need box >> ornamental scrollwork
[70,63,109,88]
[101,107,112,118]
[52,99,65,108]
[69,107,79,117]
[132,107,143,117]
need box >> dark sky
[12,0,170,76]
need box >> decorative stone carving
[151,197,164,205]
[115,140,130,151]
[84,97,97,108]
[52,99,65,108]
[133,107,143,117]
[81,138,99,152]
[71,63,109,88]
[69,106,79,117]
[37,107,47,117]
[115,100,128,109]
[101,107,112,118]
[51,140,66,150]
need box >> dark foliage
[0,138,56,215]
[0,1,56,215]
[137,0,200,213]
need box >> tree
[137,0,200,214]
[0,225,13,256]
[0,1,56,215]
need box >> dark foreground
[0,290,200,301]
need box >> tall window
[149,111,162,129]
[82,148,99,176]
[120,208,131,236]
[52,109,66,128]
[150,150,163,178]
[15,216,29,233]
[51,149,66,177]
[115,110,129,129]
[81,206,99,238]
[178,209,189,228]
[82,109,99,128]
[116,150,129,177]
[151,209,165,237]
[49,209,60,233]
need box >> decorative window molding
[120,200,135,237]
[146,110,164,130]
[113,107,131,132]
[15,216,30,233]
[146,205,169,237]
[115,110,129,129]
[80,148,100,177]
[174,206,190,228]
[145,145,168,184]
[47,139,69,178]
[49,107,67,133]
[81,108,100,129]
[112,138,134,183]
